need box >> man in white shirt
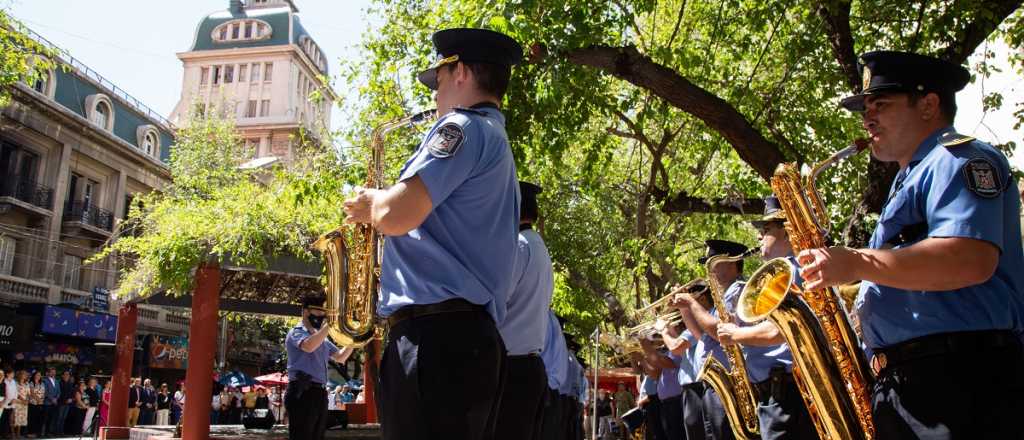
[1,367,16,434]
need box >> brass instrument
[736,140,875,440]
[313,109,438,347]
[698,249,760,440]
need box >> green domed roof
[188,4,328,74]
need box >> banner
[148,335,188,369]
[0,308,36,351]
[41,305,117,342]
[15,341,96,365]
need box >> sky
[5,0,1023,170]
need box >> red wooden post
[363,338,381,423]
[99,302,137,439]
[181,264,222,440]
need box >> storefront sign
[0,308,36,351]
[41,305,117,342]
[148,335,188,369]
[15,341,96,365]
[91,287,109,312]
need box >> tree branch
[816,0,860,90]
[654,189,765,215]
[562,44,786,179]
[939,0,1022,64]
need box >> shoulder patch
[426,123,465,158]
[938,132,975,148]
[961,157,1002,198]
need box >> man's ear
[920,92,941,121]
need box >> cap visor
[840,94,867,112]
[417,68,438,90]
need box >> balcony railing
[0,174,54,210]
[63,201,114,231]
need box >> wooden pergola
[99,255,381,440]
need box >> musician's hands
[798,247,862,290]
[669,293,693,309]
[342,188,379,225]
[716,322,738,345]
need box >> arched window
[85,94,115,132]
[212,19,272,43]
[136,125,162,158]
[298,36,328,73]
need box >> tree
[0,9,58,106]
[342,0,1024,339]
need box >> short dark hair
[521,198,538,223]
[445,61,511,100]
[909,91,957,122]
[300,293,326,309]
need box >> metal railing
[0,174,54,210]
[0,273,49,302]
[63,201,114,231]
[20,26,174,130]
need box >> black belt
[753,368,795,399]
[871,330,1020,375]
[507,353,541,360]
[387,298,487,327]
[659,394,681,404]
[681,382,705,392]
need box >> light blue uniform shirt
[693,280,744,374]
[498,228,554,355]
[857,126,1024,349]
[576,369,589,402]
[541,311,569,390]
[657,350,683,399]
[560,354,578,396]
[379,106,521,324]
[640,375,658,397]
[727,263,797,383]
[676,331,700,385]
[285,324,339,384]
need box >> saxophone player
[715,197,818,440]
[672,240,749,440]
[798,51,1024,439]
[342,28,523,440]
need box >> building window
[85,94,115,131]
[250,63,260,82]
[259,99,270,117]
[244,138,260,156]
[224,65,234,84]
[212,19,272,43]
[200,67,210,85]
[239,65,248,82]
[246,100,257,118]
[0,236,14,276]
[137,125,161,158]
[63,254,82,289]
[212,65,222,85]
[263,63,272,82]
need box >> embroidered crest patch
[862,65,872,90]
[427,123,465,158]
[962,158,1002,198]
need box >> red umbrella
[255,372,288,386]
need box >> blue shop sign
[41,305,117,342]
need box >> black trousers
[701,386,735,440]
[755,373,819,440]
[495,355,548,440]
[681,383,707,440]
[285,385,328,440]
[378,309,506,440]
[540,388,564,440]
[560,396,578,440]
[644,395,667,440]
[873,334,1024,439]
[659,395,685,440]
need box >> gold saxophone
[313,109,438,347]
[698,249,761,440]
[736,140,875,440]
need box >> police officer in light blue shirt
[539,312,569,440]
[342,28,523,440]
[673,240,749,440]
[800,51,1024,439]
[659,282,708,440]
[716,197,818,440]
[283,294,355,440]
[637,373,667,440]
[495,182,553,440]
[638,327,685,440]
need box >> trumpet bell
[737,258,796,324]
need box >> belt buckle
[870,353,887,375]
